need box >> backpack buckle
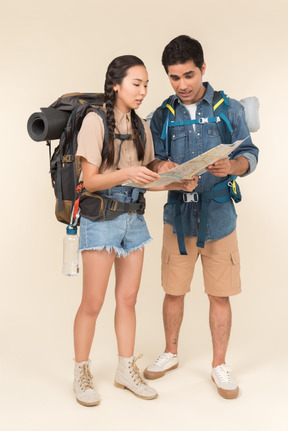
[107,199,118,211]
[198,117,208,124]
[183,192,199,203]
[62,154,75,163]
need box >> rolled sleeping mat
[27,108,70,142]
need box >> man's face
[167,60,206,105]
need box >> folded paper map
[123,138,248,188]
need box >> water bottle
[62,224,79,276]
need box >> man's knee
[165,293,185,303]
[208,294,230,306]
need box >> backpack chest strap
[168,117,221,128]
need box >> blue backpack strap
[213,90,233,144]
[168,176,241,252]
[160,95,177,158]
[167,191,187,255]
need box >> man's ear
[201,62,206,76]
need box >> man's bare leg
[163,293,185,354]
[208,294,231,367]
[209,294,239,398]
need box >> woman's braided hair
[104,55,145,168]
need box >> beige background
[1,0,288,430]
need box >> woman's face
[113,65,148,113]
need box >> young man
[145,35,259,399]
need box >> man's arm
[227,101,259,177]
[207,101,259,178]
[206,156,249,177]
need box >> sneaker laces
[214,364,232,383]
[128,354,146,386]
[154,352,175,366]
[78,363,94,391]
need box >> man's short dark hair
[162,35,204,73]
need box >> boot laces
[128,354,146,386]
[78,363,94,391]
[215,364,232,383]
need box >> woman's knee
[115,291,138,308]
[79,299,105,318]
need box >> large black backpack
[27,93,146,224]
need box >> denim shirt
[150,82,259,241]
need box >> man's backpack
[27,93,146,225]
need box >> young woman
[73,55,198,406]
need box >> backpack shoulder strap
[90,106,109,159]
[160,95,177,158]
[213,91,233,144]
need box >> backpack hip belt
[79,190,146,222]
[167,175,241,255]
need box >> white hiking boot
[211,364,239,399]
[144,352,179,380]
[114,355,158,400]
[73,360,100,406]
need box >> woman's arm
[81,157,160,192]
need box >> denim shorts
[79,186,152,257]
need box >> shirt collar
[201,82,214,105]
[114,106,131,124]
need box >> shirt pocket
[170,127,188,163]
[207,126,222,148]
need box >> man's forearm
[229,156,250,176]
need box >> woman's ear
[113,83,119,92]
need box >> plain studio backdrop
[1,1,287,430]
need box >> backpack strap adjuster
[107,199,119,212]
[62,154,75,163]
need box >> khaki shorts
[161,224,241,297]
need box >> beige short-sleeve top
[76,106,155,174]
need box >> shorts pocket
[230,249,241,291]
[161,247,193,294]
[231,249,240,265]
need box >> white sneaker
[114,355,158,400]
[144,352,179,380]
[73,360,100,406]
[211,364,239,399]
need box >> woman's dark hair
[162,35,204,73]
[104,55,145,168]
